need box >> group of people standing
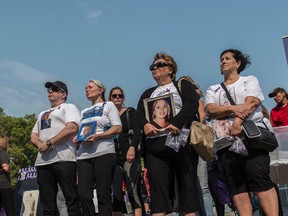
[1,48,284,216]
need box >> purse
[177,77,215,160]
[220,83,279,152]
[190,121,215,161]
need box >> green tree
[0,108,37,187]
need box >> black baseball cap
[268,87,287,98]
[45,81,68,95]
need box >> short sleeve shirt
[205,75,264,123]
[32,103,81,166]
[77,101,122,160]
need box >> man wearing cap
[268,87,288,127]
[31,81,81,216]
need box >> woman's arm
[230,96,261,136]
[206,103,250,120]
[128,108,142,148]
[87,125,122,141]
[170,79,199,129]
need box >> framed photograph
[76,121,97,141]
[143,94,175,130]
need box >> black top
[136,79,199,156]
[0,149,11,189]
[115,107,142,164]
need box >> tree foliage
[0,108,38,187]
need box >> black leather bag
[244,126,279,152]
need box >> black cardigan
[137,79,199,130]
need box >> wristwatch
[46,140,52,148]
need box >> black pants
[77,153,116,216]
[112,157,143,212]
[0,188,15,216]
[37,161,80,216]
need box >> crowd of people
[0,48,287,216]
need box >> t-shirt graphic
[41,111,52,130]
[82,104,104,120]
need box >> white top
[205,75,264,123]
[32,103,81,166]
[151,82,182,114]
[77,101,122,160]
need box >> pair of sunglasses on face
[47,86,65,93]
[149,62,172,71]
[111,94,123,99]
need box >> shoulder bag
[177,77,215,160]
[220,82,278,152]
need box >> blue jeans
[197,158,213,216]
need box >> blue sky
[0,1,287,117]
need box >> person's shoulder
[207,83,221,92]
[241,75,258,81]
[143,86,158,95]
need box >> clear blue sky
[0,1,287,117]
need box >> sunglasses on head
[111,94,123,99]
[47,86,65,93]
[149,62,171,71]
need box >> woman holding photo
[136,52,199,215]
[76,80,122,216]
[205,49,278,215]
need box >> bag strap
[220,82,236,105]
[177,77,201,122]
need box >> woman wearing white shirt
[205,49,278,216]
[76,80,122,216]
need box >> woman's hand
[72,135,79,143]
[229,122,243,136]
[166,124,180,135]
[144,123,160,136]
[232,105,249,120]
[126,146,136,163]
[86,134,99,142]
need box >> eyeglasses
[47,86,65,93]
[111,94,123,99]
[149,62,171,71]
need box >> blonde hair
[89,79,106,101]
[0,135,8,151]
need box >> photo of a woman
[151,99,171,128]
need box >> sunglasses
[111,94,124,99]
[149,62,171,71]
[47,86,65,93]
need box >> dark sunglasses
[111,94,123,99]
[149,62,171,71]
[47,86,65,93]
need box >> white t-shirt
[205,75,264,123]
[77,101,122,160]
[32,103,81,166]
[151,82,182,114]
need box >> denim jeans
[197,158,213,216]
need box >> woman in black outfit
[136,52,200,216]
[0,135,15,216]
[109,86,143,216]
